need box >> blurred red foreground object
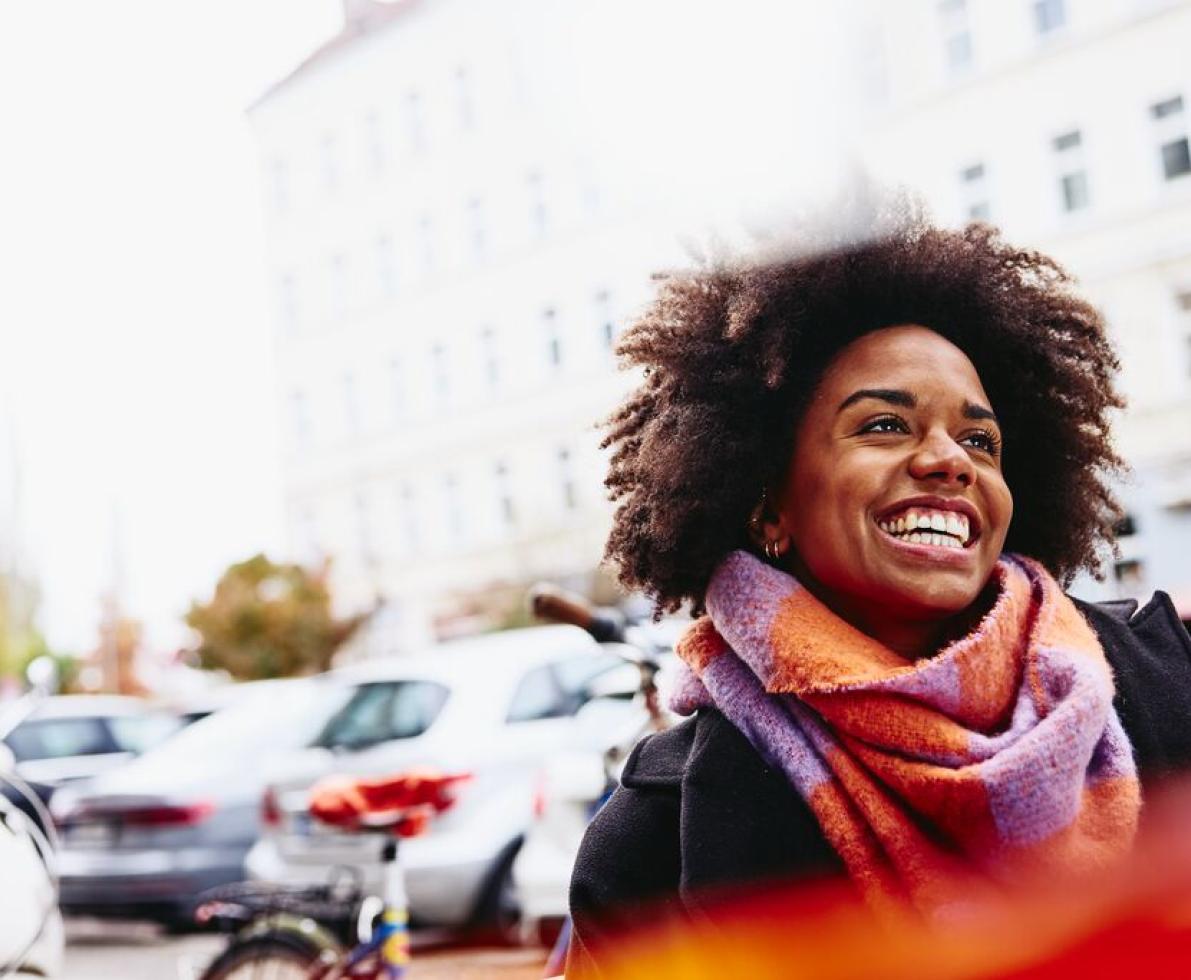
[576,779,1191,980]
[308,769,471,838]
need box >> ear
[747,491,791,550]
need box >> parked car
[50,676,353,927]
[0,695,185,799]
[245,625,629,937]
[0,745,63,977]
[511,622,684,946]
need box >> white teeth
[880,509,974,548]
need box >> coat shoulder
[1075,591,1191,782]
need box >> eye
[961,429,1002,456]
[858,415,909,435]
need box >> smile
[875,506,976,551]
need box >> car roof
[25,694,164,720]
[330,624,602,686]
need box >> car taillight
[261,785,282,829]
[531,770,548,821]
[121,802,216,828]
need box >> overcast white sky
[0,1,341,653]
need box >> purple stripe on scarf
[705,553,794,687]
[700,654,832,796]
[981,646,1112,845]
[1087,709,1138,784]
[873,653,966,715]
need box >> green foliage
[0,572,60,684]
[186,554,368,681]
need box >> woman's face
[774,325,1013,632]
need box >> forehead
[817,325,989,402]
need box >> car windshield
[131,679,351,764]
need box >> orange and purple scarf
[671,551,1141,914]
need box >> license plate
[291,813,335,839]
[66,821,116,848]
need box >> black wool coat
[566,592,1191,977]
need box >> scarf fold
[671,550,1140,913]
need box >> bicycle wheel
[198,933,328,980]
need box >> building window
[278,274,298,333]
[527,171,547,237]
[495,460,515,527]
[594,289,615,349]
[329,253,348,320]
[959,162,990,221]
[1151,95,1191,181]
[296,504,319,562]
[290,391,312,447]
[480,327,500,391]
[364,110,386,174]
[1053,129,1090,212]
[389,357,405,421]
[376,233,397,297]
[467,196,485,260]
[938,0,972,73]
[405,90,425,153]
[354,490,375,567]
[443,473,464,540]
[1033,0,1065,35]
[455,66,475,130]
[398,481,420,555]
[557,447,577,511]
[1113,513,1138,538]
[320,133,338,192]
[543,308,562,368]
[418,214,435,274]
[430,343,450,406]
[1113,559,1144,589]
[1177,291,1191,378]
[342,372,361,435]
[268,159,289,213]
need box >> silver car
[245,625,628,936]
[50,676,352,927]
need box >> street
[63,918,549,980]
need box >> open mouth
[875,506,979,551]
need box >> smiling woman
[565,218,1191,976]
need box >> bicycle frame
[336,837,410,979]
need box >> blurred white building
[248,0,684,652]
[863,0,1191,611]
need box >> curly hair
[601,221,1125,614]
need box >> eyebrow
[837,388,999,424]
[836,388,916,411]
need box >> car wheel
[472,840,523,946]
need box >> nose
[908,429,976,488]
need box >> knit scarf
[671,550,1141,914]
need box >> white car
[0,746,63,977]
[511,624,685,946]
[245,625,629,937]
[1,695,183,789]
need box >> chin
[875,576,985,620]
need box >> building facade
[249,0,681,653]
[862,0,1191,611]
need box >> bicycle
[195,770,468,980]
[525,585,673,975]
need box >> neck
[784,559,994,661]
